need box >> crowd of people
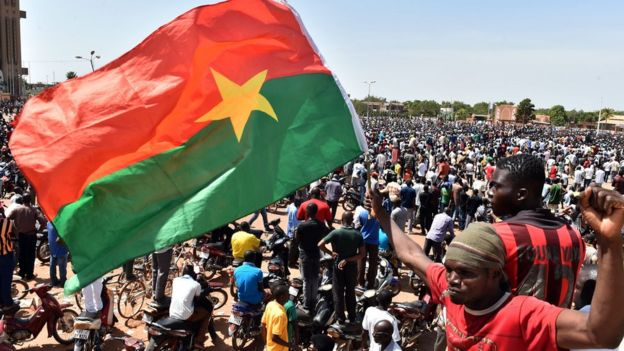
[1,111,624,350]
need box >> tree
[599,108,615,121]
[455,108,470,120]
[515,98,535,124]
[472,102,490,115]
[66,71,78,80]
[494,100,513,106]
[351,99,367,116]
[452,101,472,115]
[549,105,567,126]
[406,100,440,117]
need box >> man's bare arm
[368,189,432,281]
[556,187,624,349]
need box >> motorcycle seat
[149,318,195,337]
[232,302,262,317]
[396,300,425,311]
[296,308,313,325]
[74,318,102,330]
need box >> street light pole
[363,80,376,118]
[75,50,101,72]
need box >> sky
[19,0,624,111]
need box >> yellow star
[196,68,278,141]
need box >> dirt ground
[17,207,437,351]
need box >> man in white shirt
[169,265,217,346]
[371,320,402,351]
[361,290,401,350]
[595,166,606,187]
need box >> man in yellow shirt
[261,284,293,351]
[231,222,262,264]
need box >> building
[494,104,517,123]
[364,101,405,115]
[597,115,624,131]
[0,0,26,97]
[533,114,551,125]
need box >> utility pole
[363,80,376,118]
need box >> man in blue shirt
[47,222,68,287]
[233,250,264,306]
[356,207,380,289]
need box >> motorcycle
[0,317,16,351]
[228,301,263,351]
[265,218,290,279]
[326,322,362,351]
[194,241,233,280]
[35,228,50,263]
[145,318,198,351]
[354,288,379,323]
[297,283,335,348]
[389,275,438,349]
[0,284,77,345]
[367,257,401,296]
[10,275,28,300]
[341,184,361,211]
[73,276,117,351]
[145,274,217,351]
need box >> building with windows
[0,0,26,97]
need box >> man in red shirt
[489,154,584,307]
[371,185,624,350]
[437,157,450,179]
[297,187,333,228]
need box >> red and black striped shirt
[494,209,585,308]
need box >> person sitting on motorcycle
[233,250,265,308]
[78,277,104,321]
[361,289,401,351]
[169,265,218,348]
[231,222,262,266]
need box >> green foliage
[455,108,470,120]
[66,71,78,80]
[599,108,615,121]
[549,105,567,126]
[406,100,441,117]
[472,102,490,115]
[515,98,536,124]
[362,95,386,103]
[494,100,513,106]
[452,101,472,115]
[351,99,367,116]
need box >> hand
[579,186,624,242]
[331,251,338,260]
[365,187,384,218]
[338,259,347,270]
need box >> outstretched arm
[368,188,432,281]
[556,187,624,349]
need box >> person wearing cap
[369,185,624,350]
[324,174,343,222]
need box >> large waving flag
[10,0,366,293]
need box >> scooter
[73,276,117,351]
[0,284,77,346]
[326,322,362,351]
[265,218,290,279]
[296,283,335,348]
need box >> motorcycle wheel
[11,279,28,300]
[232,318,255,350]
[52,308,78,345]
[37,242,50,263]
[117,280,146,319]
[210,288,228,310]
[342,198,357,211]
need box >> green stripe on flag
[56,73,363,294]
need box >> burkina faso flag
[10,0,366,293]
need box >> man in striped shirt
[488,154,585,307]
[0,207,17,310]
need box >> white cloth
[82,277,104,313]
[570,305,622,351]
[372,340,402,351]
[362,306,401,349]
[169,275,201,320]
[595,169,606,185]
